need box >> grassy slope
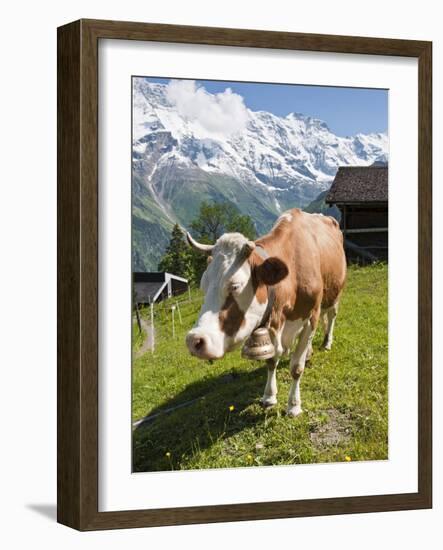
[132,263,388,472]
[168,172,279,234]
[132,172,174,271]
[132,165,310,270]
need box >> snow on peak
[133,79,388,197]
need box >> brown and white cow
[185,208,347,417]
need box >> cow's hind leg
[287,316,317,418]
[261,357,279,408]
[321,301,339,351]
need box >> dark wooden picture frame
[57,19,432,531]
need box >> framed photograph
[57,19,432,530]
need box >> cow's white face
[186,232,288,360]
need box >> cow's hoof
[321,338,332,351]
[261,396,277,408]
[287,405,303,418]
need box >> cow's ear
[255,257,288,286]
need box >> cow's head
[185,232,288,360]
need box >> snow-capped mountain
[132,79,388,270]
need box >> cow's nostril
[186,332,210,357]
[194,337,204,351]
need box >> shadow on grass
[132,363,278,472]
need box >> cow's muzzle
[185,331,223,360]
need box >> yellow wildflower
[345,456,352,462]
[229,405,235,412]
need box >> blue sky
[143,77,388,137]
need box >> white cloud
[165,80,249,137]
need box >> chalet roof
[326,166,388,204]
[134,281,165,303]
[133,272,188,284]
[133,272,188,304]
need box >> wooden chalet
[325,165,388,262]
[133,272,189,305]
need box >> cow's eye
[229,282,242,294]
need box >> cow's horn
[186,232,214,254]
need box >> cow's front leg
[261,357,279,407]
[287,318,316,417]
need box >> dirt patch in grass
[134,318,154,359]
[309,409,352,448]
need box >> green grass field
[132,263,388,472]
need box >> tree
[158,224,193,280]
[190,201,256,242]
[188,201,257,283]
